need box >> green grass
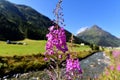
[0,39,46,56]
[67,43,91,52]
[0,39,91,56]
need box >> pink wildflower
[112,50,120,58]
[110,65,114,70]
[45,26,68,56]
[116,64,120,71]
[44,57,48,61]
[66,58,73,72]
[66,58,82,73]
[66,57,82,79]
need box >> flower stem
[56,52,60,80]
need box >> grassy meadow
[0,39,91,56]
[0,39,46,56]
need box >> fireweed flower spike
[44,25,68,80]
[44,0,82,79]
[45,25,68,56]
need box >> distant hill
[0,0,88,44]
[77,25,120,47]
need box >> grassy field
[0,39,91,56]
[0,39,46,56]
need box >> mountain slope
[77,25,120,47]
[0,0,87,44]
[0,0,53,40]
[0,13,24,40]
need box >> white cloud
[76,27,88,34]
[117,36,120,39]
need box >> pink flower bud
[44,57,48,61]
[59,55,62,59]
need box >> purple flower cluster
[66,58,82,73]
[66,58,82,79]
[45,25,68,55]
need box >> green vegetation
[1,50,118,79]
[0,54,47,77]
[0,39,91,56]
[0,39,97,78]
[0,39,46,56]
[98,50,120,80]
[0,51,97,78]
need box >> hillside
[0,0,52,40]
[0,0,88,44]
[77,25,120,47]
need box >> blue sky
[9,0,120,37]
